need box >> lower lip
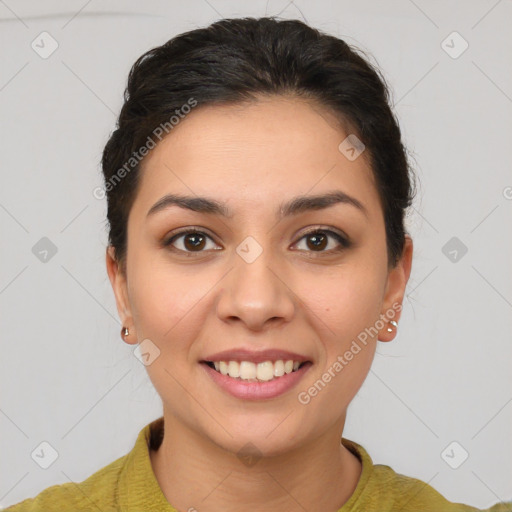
[201,362,312,400]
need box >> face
[107,95,413,457]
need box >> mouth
[200,358,313,400]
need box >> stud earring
[387,320,398,333]
[121,326,129,337]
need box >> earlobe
[120,325,138,345]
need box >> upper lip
[202,348,311,364]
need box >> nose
[215,246,296,332]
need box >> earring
[387,320,398,333]
[121,326,129,337]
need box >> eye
[163,229,220,255]
[163,227,351,256]
[293,228,351,254]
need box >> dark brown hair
[101,16,417,272]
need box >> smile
[201,360,312,400]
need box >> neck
[149,413,362,512]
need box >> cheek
[302,263,386,343]
[126,257,211,402]
[127,253,210,344]
[296,270,381,414]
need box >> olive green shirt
[3,416,511,511]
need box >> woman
[5,16,510,512]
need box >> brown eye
[294,229,350,254]
[164,230,219,253]
[305,232,328,251]
[182,232,206,251]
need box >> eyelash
[163,227,351,257]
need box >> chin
[204,414,309,459]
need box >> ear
[378,235,413,342]
[105,246,137,345]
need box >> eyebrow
[146,190,368,220]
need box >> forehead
[132,96,381,222]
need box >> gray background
[1,0,511,509]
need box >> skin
[106,95,413,512]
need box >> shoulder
[370,463,511,512]
[341,438,512,512]
[2,453,127,512]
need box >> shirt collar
[117,416,176,511]
[339,437,374,510]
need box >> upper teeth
[212,360,301,381]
